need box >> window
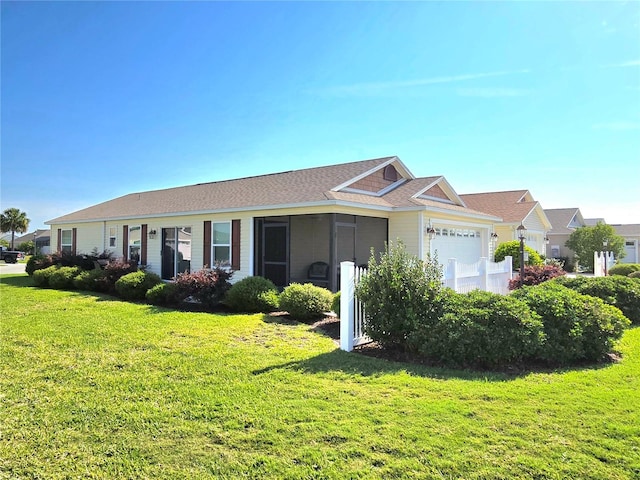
[109,227,117,248]
[128,226,141,263]
[212,222,231,267]
[61,229,73,253]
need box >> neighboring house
[15,229,51,254]
[459,190,552,258]
[46,156,501,291]
[609,224,640,264]
[544,208,586,261]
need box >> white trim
[340,178,408,197]
[211,221,232,268]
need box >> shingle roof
[47,157,499,224]
[459,190,537,223]
[544,208,584,234]
[611,224,640,236]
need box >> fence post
[504,255,513,278]
[447,258,457,292]
[340,261,355,352]
[479,257,488,291]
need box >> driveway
[0,262,27,275]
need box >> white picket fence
[339,256,513,352]
[594,251,615,277]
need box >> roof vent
[383,165,398,182]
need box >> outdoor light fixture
[517,224,527,287]
[544,236,550,245]
[490,232,499,242]
[148,229,157,239]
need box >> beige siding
[51,222,105,256]
[389,211,421,257]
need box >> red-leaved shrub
[509,265,566,290]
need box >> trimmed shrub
[608,263,640,277]
[494,240,543,270]
[174,266,233,309]
[553,276,640,325]
[32,265,59,287]
[331,291,341,317]
[225,276,279,313]
[101,260,139,293]
[146,282,182,307]
[356,242,444,351]
[414,290,545,368]
[26,254,55,276]
[115,271,163,301]
[48,266,82,290]
[73,269,107,291]
[279,283,333,320]
[512,282,630,364]
[509,265,566,290]
[630,271,640,279]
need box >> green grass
[1,273,639,479]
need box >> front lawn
[1,274,639,479]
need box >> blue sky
[2,1,639,230]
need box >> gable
[348,165,405,194]
[417,183,452,202]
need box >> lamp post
[603,240,608,276]
[517,224,526,287]
[425,221,436,257]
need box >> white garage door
[431,227,482,265]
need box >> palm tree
[0,208,30,250]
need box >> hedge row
[29,260,336,320]
[356,242,632,369]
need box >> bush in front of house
[173,266,233,309]
[508,265,566,290]
[101,260,139,292]
[608,263,640,277]
[630,271,640,279]
[494,240,543,270]
[414,290,545,368]
[26,254,56,276]
[512,282,630,364]
[146,282,182,307]
[553,275,640,325]
[115,271,163,301]
[48,266,82,290]
[224,276,280,313]
[73,268,107,291]
[331,291,341,317]
[355,241,445,352]
[279,283,333,320]
[32,265,60,287]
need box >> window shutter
[232,219,240,270]
[141,224,148,265]
[122,225,128,258]
[72,228,77,255]
[57,229,62,252]
[203,221,212,268]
